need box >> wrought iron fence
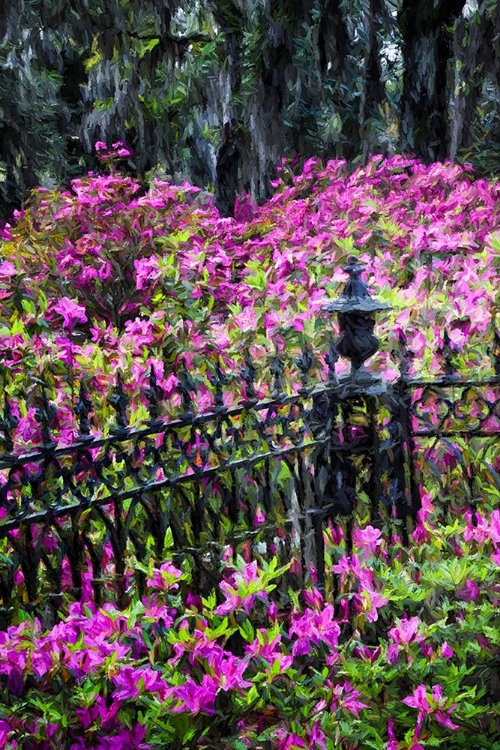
[0,258,498,626]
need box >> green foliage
[1,505,500,748]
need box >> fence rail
[0,258,499,626]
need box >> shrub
[0,497,499,748]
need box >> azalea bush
[0,150,498,447]
[0,150,499,748]
[0,493,499,749]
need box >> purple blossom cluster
[0,494,499,748]
[0,154,499,748]
[0,155,498,452]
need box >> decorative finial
[324,257,390,383]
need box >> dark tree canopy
[0,0,499,218]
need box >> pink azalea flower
[0,260,18,277]
[0,222,12,240]
[214,654,252,691]
[246,629,293,674]
[440,641,454,658]
[146,561,183,591]
[53,297,88,329]
[354,645,381,663]
[403,684,460,732]
[457,579,480,601]
[308,720,327,750]
[272,727,307,749]
[389,616,424,647]
[434,710,460,730]
[402,684,431,714]
[253,506,266,526]
[171,674,218,715]
[289,605,341,656]
[302,587,324,610]
[386,719,398,750]
[353,524,383,555]
[331,555,354,586]
[112,665,170,701]
[134,256,161,290]
[358,586,388,622]
[331,681,368,717]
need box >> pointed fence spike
[108,372,129,429]
[146,365,161,420]
[34,381,57,446]
[241,349,257,400]
[75,381,93,436]
[325,335,339,382]
[177,369,196,412]
[396,329,412,380]
[438,327,456,378]
[297,341,314,388]
[270,348,285,396]
[0,397,19,452]
[214,358,228,409]
[491,327,500,377]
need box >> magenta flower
[53,296,87,330]
[302,587,324,610]
[434,709,460,730]
[357,586,388,622]
[354,644,381,663]
[457,579,480,601]
[331,555,355,586]
[112,140,133,157]
[253,506,266,526]
[330,681,368,717]
[272,727,307,749]
[0,260,17,277]
[171,674,219,715]
[327,521,343,545]
[0,222,12,240]
[112,665,170,701]
[215,581,243,615]
[353,524,383,555]
[402,684,431,714]
[246,629,293,675]
[289,604,341,657]
[215,560,269,615]
[403,684,460,732]
[146,561,183,591]
[431,685,460,730]
[134,256,161,290]
[0,719,16,748]
[389,616,424,647]
[440,641,453,658]
[95,140,132,160]
[308,721,327,750]
[386,719,398,750]
[215,654,252,691]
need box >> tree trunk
[450,1,500,159]
[210,1,246,215]
[317,0,349,77]
[399,0,467,161]
[316,0,357,159]
[359,0,388,160]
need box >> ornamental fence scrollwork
[0,258,498,626]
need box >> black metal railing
[0,258,498,626]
